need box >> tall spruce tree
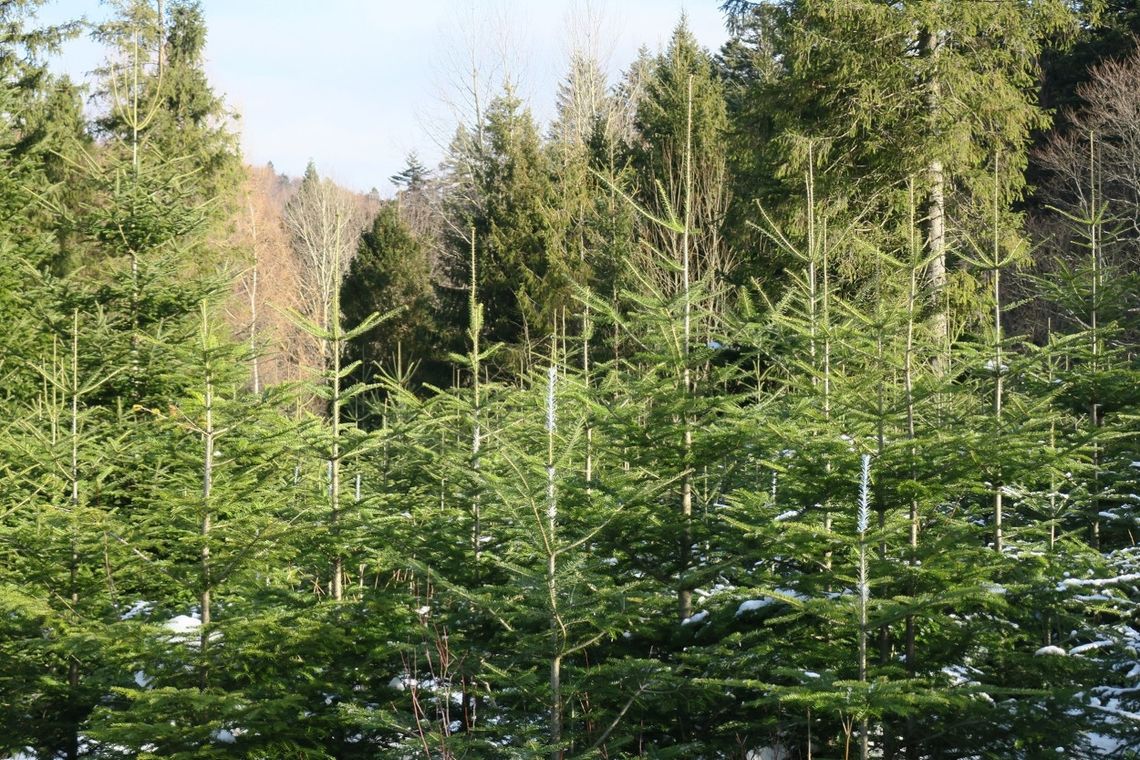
[340,202,437,399]
[469,86,575,353]
[721,0,1075,336]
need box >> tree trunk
[679,75,695,622]
[330,211,344,602]
[247,197,261,394]
[905,188,920,760]
[200,308,214,688]
[921,29,948,373]
[546,364,562,759]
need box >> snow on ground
[1086,731,1127,755]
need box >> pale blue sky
[35,1,729,194]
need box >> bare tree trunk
[806,707,813,760]
[546,364,563,760]
[905,183,920,760]
[991,168,1004,555]
[583,303,592,487]
[330,211,344,602]
[200,309,214,686]
[679,75,694,622]
[808,148,835,577]
[1088,132,1102,550]
[1046,319,1057,650]
[129,29,144,396]
[283,171,365,601]
[469,231,483,573]
[156,0,164,78]
[921,29,948,373]
[857,455,871,760]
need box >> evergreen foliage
[340,203,437,396]
[1,4,1139,758]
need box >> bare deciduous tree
[553,2,622,150]
[284,166,367,366]
[1039,43,1140,255]
[224,165,318,388]
[1019,41,1140,342]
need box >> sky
[35,1,730,194]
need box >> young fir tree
[82,0,222,410]
[0,310,131,760]
[389,151,431,193]
[95,0,239,212]
[573,73,758,752]
[1029,129,1140,753]
[0,2,89,404]
[633,19,734,304]
[83,305,302,757]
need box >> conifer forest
[4,0,1140,757]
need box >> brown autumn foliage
[220,164,384,391]
[222,164,318,389]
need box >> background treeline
[1,0,1139,757]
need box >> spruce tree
[340,203,437,399]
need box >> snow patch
[213,728,236,744]
[681,610,709,626]
[737,589,807,617]
[737,598,775,615]
[120,600,153,620]
[1069,640,1113,656]
[1057,573,1140,592]
[164,613,204,646]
